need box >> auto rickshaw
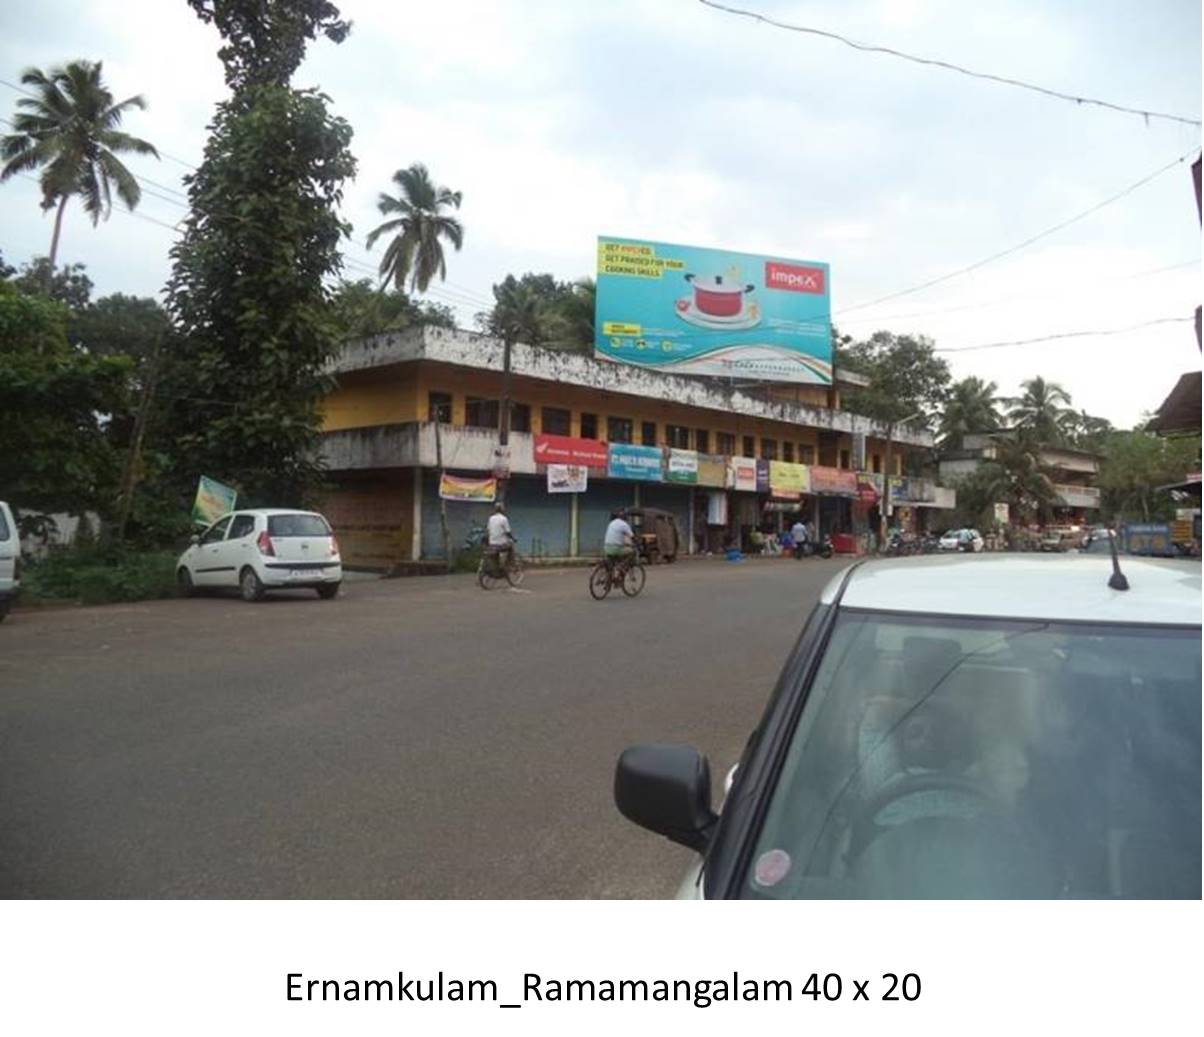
[627,507,681,564]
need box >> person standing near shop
[791,516,808,559]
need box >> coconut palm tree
[1005,376,1073,446]
[365,163,463,294]
[0,61,159,273]
[993,433,1059,524]
[938,376,1000,448]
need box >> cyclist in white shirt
[486,502,514,566]
[604,510,636,569]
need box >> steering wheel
[845,771,1009,864]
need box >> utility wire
[836,149,1200,315]
[838,258,1200,326]
[697,0,1202,127]
[933,316,1192,353]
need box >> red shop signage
[810,466,857,495]
[533,433,609,468]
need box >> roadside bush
[22,544,180,605]
[451,546,481,573]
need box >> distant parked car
[0,501,21,622]
[1041,527,1079,552]
[176,509,342,602]
[939,528,984,553]
[1080,530,1116,554]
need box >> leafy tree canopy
[187,0,350,90]
[1097,428,1201,522]
[0,279,130,528]
[478,272,595,352]
[838,330,951,428]
[13,256,93,310]
[330,278,455,339]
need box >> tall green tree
[938,376,1000,447]
[1097,429,1201,521]
[838,330,951,427]
[0,61,158,272]
[1063,409,1113,453]
[1005,376,1072,445]
[0,279,130,532]
[477,272,596,351]
[163,0,357,506]
[366,163,464,294]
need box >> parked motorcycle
[796,535,834,560]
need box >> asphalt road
[0,556,844,898]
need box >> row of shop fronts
[321,429,956,567]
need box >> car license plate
[287,569,308,580]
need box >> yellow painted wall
[321,360,906,465]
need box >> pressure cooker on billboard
[594,236,832,384]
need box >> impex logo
[764,261,825,294]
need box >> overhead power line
[697,0,1202,127]
[836,149,1200,316]
[933,316,1193,353]
[837,258,1200,326]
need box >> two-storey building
[318,326,947,568]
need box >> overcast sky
[2,0,1200,427]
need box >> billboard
[595,236,831,384]
[607,443,664,481]
[191,476,237,526]
[439,474,497,502]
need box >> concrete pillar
[411,466,423,561]
[687,487,695,555]
[569,492,579,558]
[633,483,641,507]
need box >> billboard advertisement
[192,475,237,526]
[533,434,608,468]
[439,474,497,502]
[595,236,831,384]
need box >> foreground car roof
[822,555,1201,626]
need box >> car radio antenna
[1107,527,1130,591]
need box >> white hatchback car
[616,554,1201,899]
[177,509,342,602]
[0,500,21,622]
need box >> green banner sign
[192,476,238,526]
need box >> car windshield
[267,514,330,537]
[743,611,1201,899]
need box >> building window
[783,442,794,463]
[717,432,735,455]
[641,421,657,446]
[840,449,851,469]
[871,453,881,474]
[428,391,452,423]
[666,424,690,449]
[742,435,755,457]
[541,406,571,436]
[580,412,599,440]
[607,416,633,443]
[465,396,499,429]
[694,429,710,454]
[800,444,815,464]
[510,403,531,433]
[761,438,778,461]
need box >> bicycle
[477,542,524,590]
[588,551,646,600]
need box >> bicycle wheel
[477,558,501,590]
[505,551,525,587]
[588,562,611,600]
[621,562,646,597]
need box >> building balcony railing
[1053,483,1101,508]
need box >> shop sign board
[667,448,699,484]
[755,459,770,493]
[855,472,881,505]
[769,461,809,498]
[547,465,588,493]
[608,443,664,481]
[727,456,758,492]
[594,236,832,384]
[440,473,497,502]
[192,475,238,526]
[810,466,857,496]
[533,433,608,468]
[696,453,727,487]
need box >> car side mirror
[614,744,718,852]
[190,534,200,546]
